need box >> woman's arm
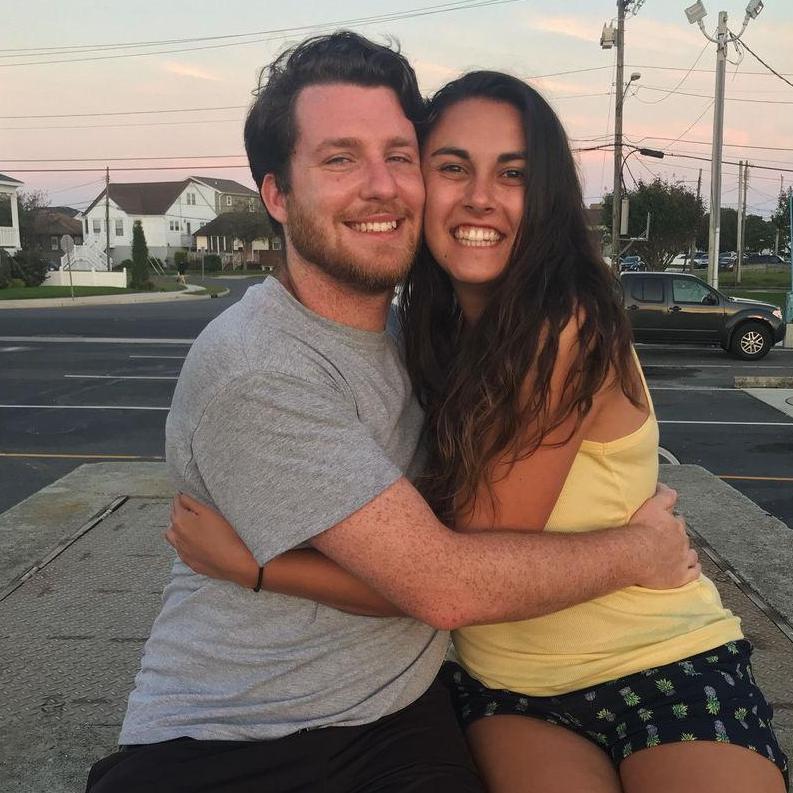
[166,493,405,618]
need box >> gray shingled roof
[190,176,257,196]
[0,173,22,185]
[84,180,191,216]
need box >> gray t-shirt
[119,278,448,744]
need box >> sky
[2,0,792,219]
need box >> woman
[168,72,787,792]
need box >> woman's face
[421,97,526,294]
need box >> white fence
[61,241,109,271]
[45,269,127,288]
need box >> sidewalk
[0,283,229,310]
[0,463,791,792]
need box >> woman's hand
[165,493,260,589]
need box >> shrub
[11,249,48,287]
[174,250,188,273]
[203,254,222,272]
[130,221,151,289]
[8,277,26,289]
[0,249,11,288]
[113,258,133,272]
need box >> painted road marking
[0,346,33,352]
[649,386,739,391]
[644,364,790,369]
[658,420,793,426]
[0,452,164,461]
[0,404,170,411]
[719,475,793,483]
[636,344,793,353]
[64,374,179,381]
[129,355,186,360]
[0,336,194,345]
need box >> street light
[685,0,764,289]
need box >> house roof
[0,172,22,185]
[190,176,257,196]
[30,208,83,237]
[194,211,275,239]
[84,180,191,216]
[49,206,81,217]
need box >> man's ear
[261,174,287,226]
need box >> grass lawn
[0,285,135,300]
[716,269,791,288]
[722,289,787,310]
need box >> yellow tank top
[453,353,742,696]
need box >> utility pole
[686,1,764,290]
[707,10,728,291]
[736,160,747,286]
[689,168,702,272]
[105,166,111,272]
[776,176,784,256]
[611,0,626,273]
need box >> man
[87,32,696,792]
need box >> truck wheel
[730,322,772,360]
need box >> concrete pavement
[0,462,791,792]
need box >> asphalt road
[1,279,792,530]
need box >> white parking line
[649,386,739,391]
[64,374,179,381]
[636,344,793,353]
[129,355,186,360]
[0,404,169,411]
[644,364,790,369]
[0,336,194,345]
[658,420,793,426]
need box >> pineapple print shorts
[442,640,788,785]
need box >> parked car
[619,255,647,272]
[743,253,786,266]
[621,271,784,360]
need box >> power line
[736,37,793,90]
[2,105,247,120]
[628,41,710,105]
[1,155,246,163]
[0,117,242,132]
[636,85,793,104]
[0,1,521,68]
[2,165,252,173]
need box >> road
[1,277,792,528]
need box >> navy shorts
[442,640,788,785]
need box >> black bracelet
[253,565,265,592]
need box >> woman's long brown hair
[399,71,641,523]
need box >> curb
[735,375,793,388]
[0,287,229,310]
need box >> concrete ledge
[0,286,229,310]
[735,376,793,388]
[660,465,793,630]
[0,463,790,792]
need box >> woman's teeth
[453,226,502,247]
[349,220,398,233]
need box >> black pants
[86,678,483,793]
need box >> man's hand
[165,493,260,589]
[627,483,701,589]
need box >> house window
[0,194,11,227]
[115,219,124,236]
[51,236,60,251]
[271,237,282,251]
[225,195,232,207]
[186,222,191,234]
[186,192,196,206]
[169,220,180,231]
[92,218,101,234]
[84,218,89,235]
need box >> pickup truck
[620,271,784,360]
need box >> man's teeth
[453,226,502,246]
[349,220,398,233]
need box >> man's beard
[285,196,418,295]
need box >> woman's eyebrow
[428,146,527,163]
[429,146,469,160]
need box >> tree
[743,215,775,253]
[222,211,276,268]
[17,190,49,250]
[602,178,704,270]
[130,220,151,289]
[697,208,737,252]
[771,189,792,255]
[11,249,48,287]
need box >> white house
[80,177,258,265]
[0,173,22,254]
